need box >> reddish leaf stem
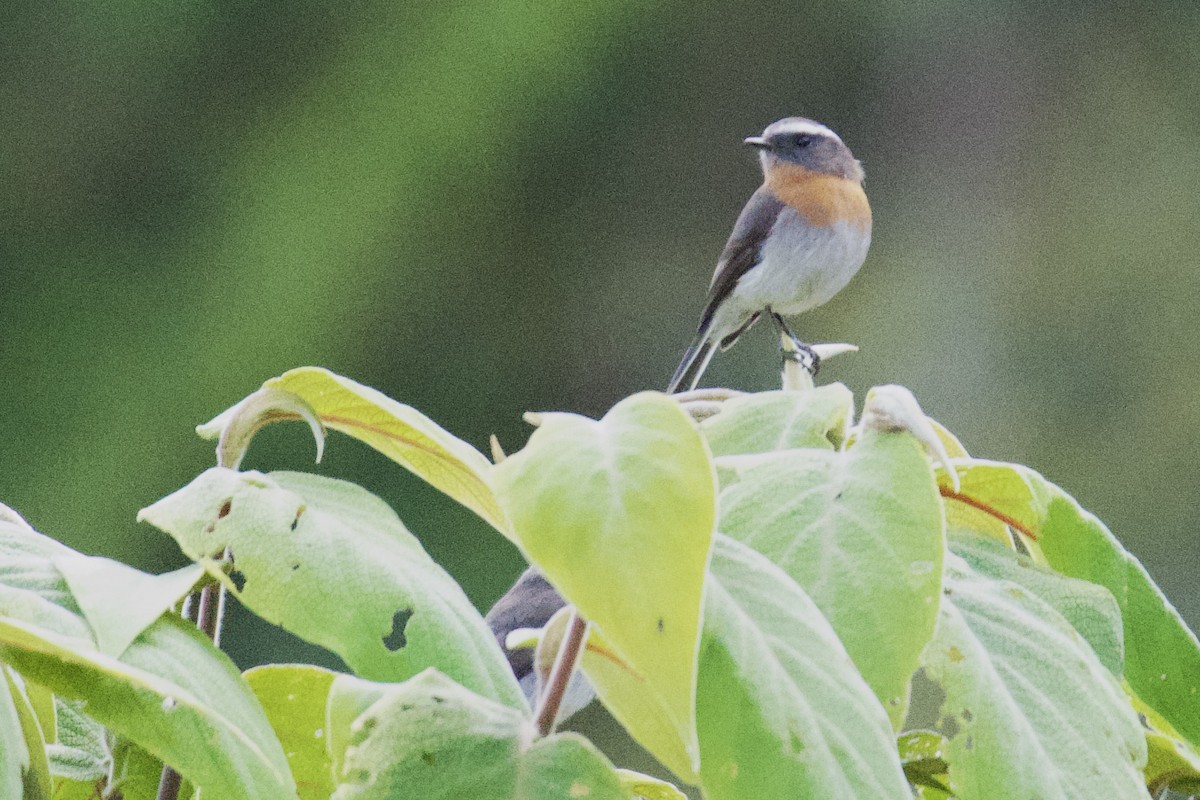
[534,610,588,738]
[939,486,1039,541]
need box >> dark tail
[667,335,717,394]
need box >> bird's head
[744,117,864,183]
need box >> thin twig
[533,610,588,737]
[196,547,232,646]
[157,547,232,800]
[155,766,184,800]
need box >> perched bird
[667,117,872,393]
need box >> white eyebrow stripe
[767,119,842,143]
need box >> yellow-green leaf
[493,392,716,778]
[200,367,507,532]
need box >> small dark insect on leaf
[656,618,665,634]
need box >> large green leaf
[944,459,1200,748]
[693,535,910,799]
[715,428,944,728]
[329,669,627,800]
[139,467,524,710]
[0,506,296,799]
[920,552,1146,800]
[493,392,715,777]
[699,385,854,456]
[199,367,507,531]
[0,616,297,800]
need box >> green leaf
[689,535,910,799]
[920,553,1146,800]
[199,367,507,532]
[246,665,338,800]
[949,533,1124,675]
[715,427,945,728]
[700,385,854,456]
[0,616,297,800]
[945,460,1200,749]
[1,665,53,800]
[493,392,715,778]
[330,669,626,800]
[55,555,203,657]
[45,698,109,782]
[139,467,524,710]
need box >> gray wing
[698,187,786,335]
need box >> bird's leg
[771,312,820,376]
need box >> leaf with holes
[920,552,1146,800]
[493,392,715,778]
[329,669,627,800]
[941,460,1200,750]
[199,367,507,532]
[138,468,524,710]
[700,385,854,456]
[714,427,944,729]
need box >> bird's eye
[794,134,813,148]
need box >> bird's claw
[781,342,820,376]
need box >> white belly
[736,210,871,316]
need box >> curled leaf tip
[523,412,545,428]
[861,385,960,491]
[204,386,326,470]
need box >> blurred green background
[2,0,1197,769]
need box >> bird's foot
[780,342,820,376]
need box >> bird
[667,117,872,393]
[485,567,594,718]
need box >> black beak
[743,136,770,149]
